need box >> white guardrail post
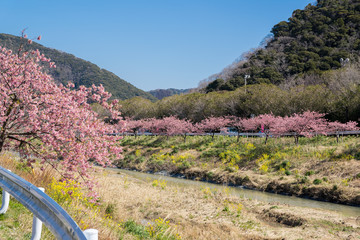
[0,170,10,214]
[0,166,98,240]
[0,184,10,214]
[31,187,45,240]
[83,229,99,240]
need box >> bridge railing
[0,166,98,240]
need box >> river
[107,168,360,217]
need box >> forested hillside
[205,0,360,92]
[119,0,360,123]
[0,33,157,101]
[119,75,360,123]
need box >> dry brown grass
[0,152,57,187]
[0,153,121,240]
[95,168,360,240]
[1,151,359,240]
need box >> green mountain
[0,33,157,101]
[205,0,360,92]
[148,88,192,100]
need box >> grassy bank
[0,153,181,240]
[0,152,359,239]
[99,168,360,240]
[118,135,360,205]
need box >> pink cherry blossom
[124,118,146,138]
[161,116,196,142]
[0,46,124,199]
[229,116,246,142]
[327,120,359,142]
[242,113,279,144]
[272,111,328,144]
[196,116,231,139]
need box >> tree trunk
[294,135,299,145]
[0,139,4,153]
[0,102,15,152]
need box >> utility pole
[244,75,250,93]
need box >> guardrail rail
[0,166,97,240]
[121,130,360,137]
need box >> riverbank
[117,135,360,206]
[98,168,360,240]
[0,152,359,239]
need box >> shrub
[146,217,181,240]
[105,203,117,219]
[123,220,149,238]
[47,178,84,205]
[313,179,322,185]
[279,160,291,170]
[171,153,195,169]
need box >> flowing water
[108,168,360,217]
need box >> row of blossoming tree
[0,34,123,199]
[124,112,359,144]
[1,32,358,198]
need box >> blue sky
[1,0,314,91]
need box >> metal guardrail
[0,166,92,240]
[122,130,360,137]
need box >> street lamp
[244,75,250,93]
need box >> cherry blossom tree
[124,118,146,138]
[162,116,196,142]
[0,42,123,196]
[328,120,359,143]
[141,116,196,142]
[242,113,279,144]
[142,118,166,136]
[229,116,246,142]
[272,111,328,144]
[196,116,231,139]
